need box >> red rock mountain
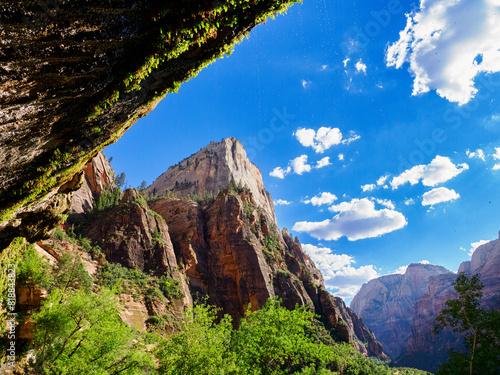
[74,142,388,360]
[351,236,500,372]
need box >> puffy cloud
[493,164,500,170]
[303,192,338,206]
[361,184,376,192]
[269,166,291,179]
[377,175,389,186]
[355,60,367,74]
[466,149,486,161]
[294,127,343,153]
[422,187,460,206]
[274,199,291,206]
[343,58,350,68]
[315,157,331,169]
[338,154,344,161]
[374,198,395,210]
[294,127,359,153]
[419,260,430,265]
[291,155,311,175]
[301,79,311,88]
[302,244,379,298]
[493,147,500,160]
[386,0,500,105]
[293,198,407,241]
[269,155,313,179]
[462,240,489,256]
[391,156,468,189]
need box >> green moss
[0,238,24,307]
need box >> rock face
[149,188,387,360]
[0,0,299,249]
[351,264,452,361]
[71,152,115,215]
[351,238,500,372]
[146,138,278,225]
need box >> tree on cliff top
[434,273,500,375]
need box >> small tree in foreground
[434,273,500,375]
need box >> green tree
[157,303,237,375]
[31,288,156,374]
[231,298,333,374]
[115,172,126,190]
[434,273,500,375]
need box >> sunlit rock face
[71,152,115,215]
[145,138,388,360]
[0,0,299,248]
[352,239,500,372]
[146,138,278,227]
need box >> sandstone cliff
[146,138,278,226]
[351,236,500,371]
[70,152,115,215]
[0,0,299,248]
[149,187,388,360]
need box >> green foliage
[96,262,183,302]
[159,275,184,300]
[95,188,121,211]
[157,303,236,375]
[30,288,156,374]
[115,172,126,190]
[16,243,54,289]
[232,298,332,374]
[152,227,164,246]
[434,272,500,375]
[156,297,429,375]
[53,253,92,293]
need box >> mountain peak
[146,138,277,224]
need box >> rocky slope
[66,142,388,360]
[0,0,299,249]
[146,138,278,226]
[351,236,500,371]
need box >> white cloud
[341,131,361,145]
[343,58,350,68]
[419,260,430,265]
[391,156,468,189]
[386,0,500,105]
[269,166,291,179]
[404,198,415,206]
[490,114,500,122]
[316,157,331,169]
[303,192,338,206]
[493,147,500,160]
[338,154,344,161]
[493,164,500,170]
[274,199,291,206]
[301,79,311,88]
[355,60,367,74]
[462,240,489,256]
[291,155,311,175]
[294,127,343,153]
[321,65,328,70]
[293,198,407,241]
[377,175,389,186]
[302,244,379,298]
[466,149,486,161]
[374,198,395,210]
[392,265,408,274]
[422,187,460,206]
[361,184,376,193]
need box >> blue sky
[105,0,500,304]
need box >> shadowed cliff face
[0,0,299,248]
[149,188,389,360]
